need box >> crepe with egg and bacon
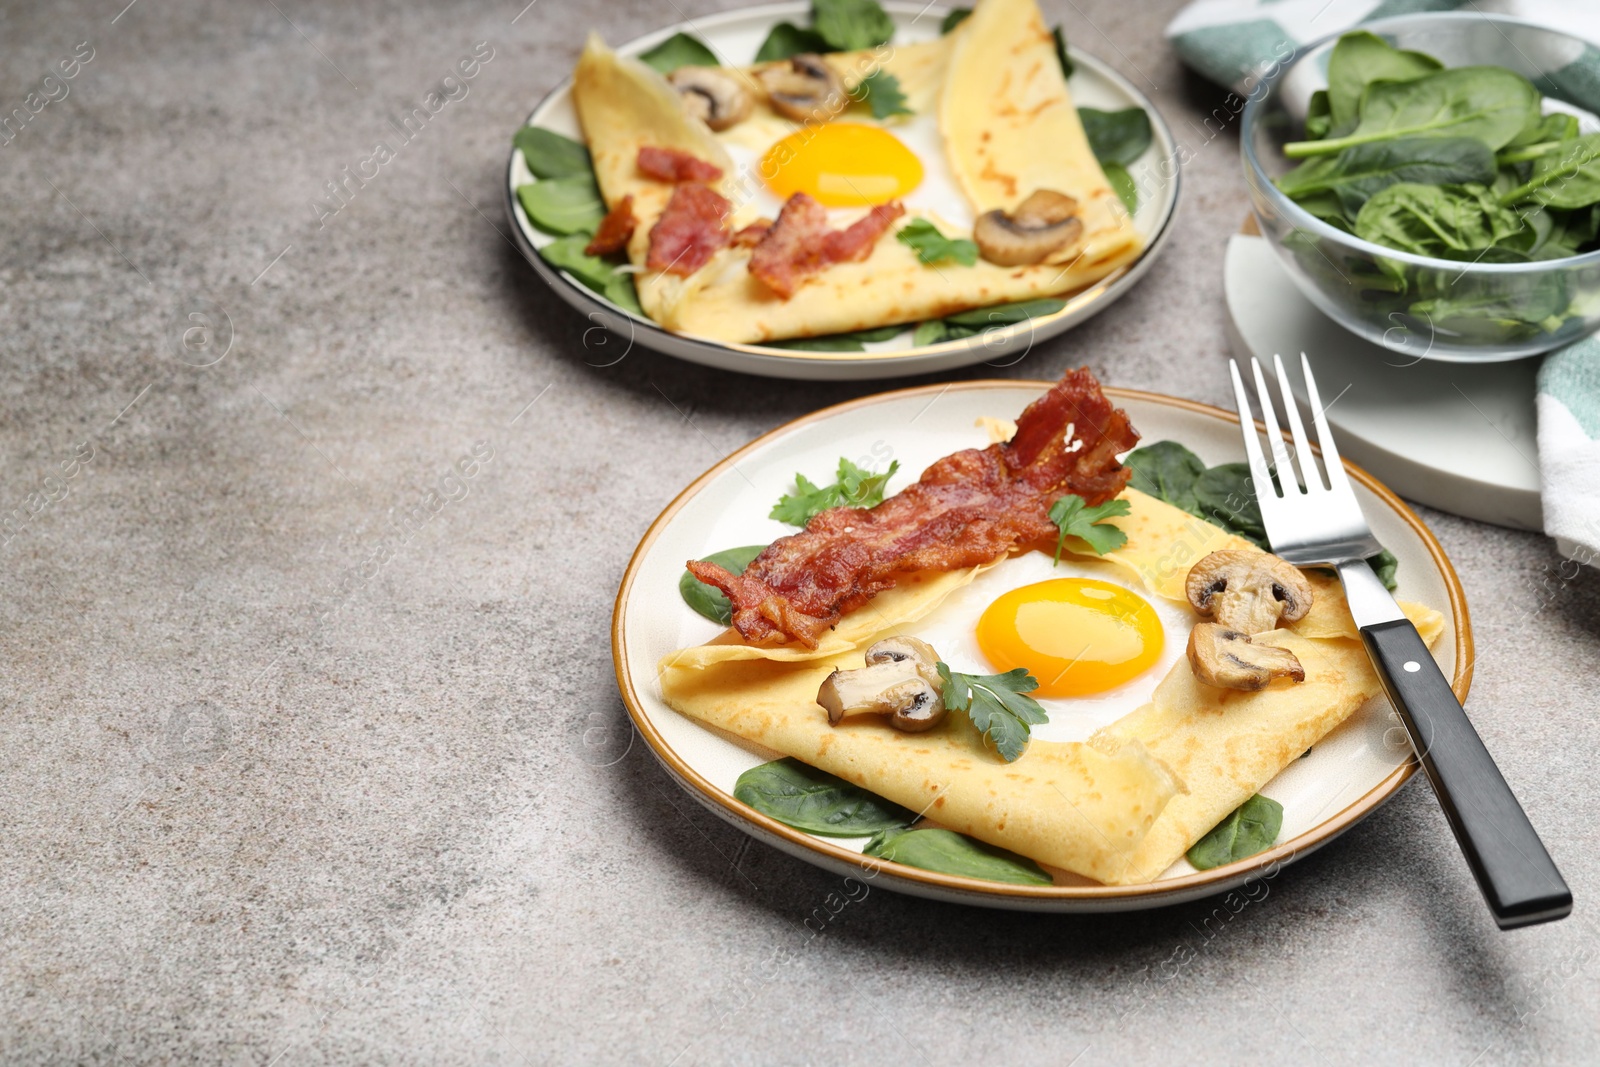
[569,0,1144,344]
[658,375,1446,885]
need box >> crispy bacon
[637,145,724,183]
[585,194,635,256]
[646,183,730,275]
[748,194,905,298]
[730,219,772,248]
[687,368,1139,647]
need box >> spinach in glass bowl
[1241,14,1600,361]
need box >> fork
[1230,353,1571,930]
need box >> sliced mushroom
[864,635,942,688]
[817,659,946,732]
[1187,623,1305,691]
[667,66,753,131]
[758,54,846,123]
[972,189,1083,266]
[1186,550,1314,635]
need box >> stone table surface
[3,0,1597,1062]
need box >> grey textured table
[3,0,1597,1062]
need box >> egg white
[908,551,1193,744]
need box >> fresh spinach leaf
[1079,106,1153,168]
[537,233,618,291]
[852,70,912,119]
[1277,137,1496,216]
[1370,548,1398,592]
[770,456,900,525]
[637,32,719,74]
[679,544,767,624]
[1192,462,1267,547]
[936,663,1048,762]
[1103,162,1138,213]
[1505,110,1580,151]
[896,219,978,265]
[1053,26,1073,80]
[942,298,1066,327]
[1304,89,1332,141]
[603,272,643,315]
[513,126,593,180]
[1285,66,1539,159]
[517,177,606,236]
[913,319,950,345]
[735,758,916,836]
[1323,30,1442,135]
[1354,182,1525,258]
[940,7,971,33]
[1187,794,1283,869]
[1500,133,1600,209]
[1124,440,1205,513]
[865,827,1052,885]
[1049,495,1131,561]
[767,325,905,351]
[754,21,828,62]
[811,0,894,51]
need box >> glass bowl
[1241,12,1600,362]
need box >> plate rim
[610,381,1475,903]
[504,1,1182,375]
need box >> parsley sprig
[936,664,1049,762]
[896,219,978,266]
[851,70,913,119]
[770,457,900,526]
[1049,494,1131,562]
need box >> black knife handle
[1360,619,1571,929]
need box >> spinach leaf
[1354,182,1525,258]
[1187,794,1283,869]
[912,320,950,345]
[865,827,1052,885]
[896,219,978,265]
[1500,133,1600,209]
[603,272,643,315]
[679,545,766,624]
[771,456,900,525]
[766,325,905,351]
[537,233,618,292]
[1053,26,1073,80]
[517,177,606,236]
[1079,106,1153,168]
[637,32,719,74]
[513,126,593,180]
[942,298,1065,327]
[1104,162,1138,213]
[1370,548,1398,591]
[852,70,912,119]
[1304,89,1332,141]
[936,664,1048,762]
[1049,495,1131,561]
[754,21,828,62]
[1505,110,1580,151]
[1324,30,1442,135]
[735,758,915,836]
[1193,462,1267,547]
[1285,66,1539,159]
[811,0,894,51]
[940,7,971,33]
[1124,440,1205,513]
[1276,137,1496,216]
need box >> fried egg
[759,123,924,207]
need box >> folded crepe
[659,488,1446,885]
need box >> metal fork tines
[1227,351,1571,930]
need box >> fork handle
[1359,619,1571,929]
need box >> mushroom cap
[1186,623,1306,691]
[815,658,947,732]
[1185,550,1314,635]
[667,66,753,132]
[973,188,1083,266]
[758,54,846,123]
[864,636,942,688]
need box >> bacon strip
[730,219,772,248]
[646,183,730,276]
[637,145,724,183]
[748,194,905,298]
[585,194,635,256]
[688,368,1139,647]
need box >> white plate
[1225,232,1542,531]
[506,2,1181,381]
[612,381,1473,912]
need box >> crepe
[567,0,1145,344]
[658,487,1447,885]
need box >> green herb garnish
[765,325,903,351]
[637,32,719,74]
[513,126,592,179]
[865,827,1052,884]
[1187,794,1283,869]
[770,456,900,526]
[516,177,605,236]
[852,70,912,119]
[1053,26,1073,80]
[811,0,895,52]
[896,219,978,265]
[935,663,1048,762]
[1079,106,1152,168]
[940,8,971,34]
[754,21,828,62]
[1049,495,1130,562]
[735,758,916,836]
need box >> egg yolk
[975,579,1164,697]
[760,123,924,207]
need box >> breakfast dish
[613,377,1471,908]
[506,0,1179,380]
